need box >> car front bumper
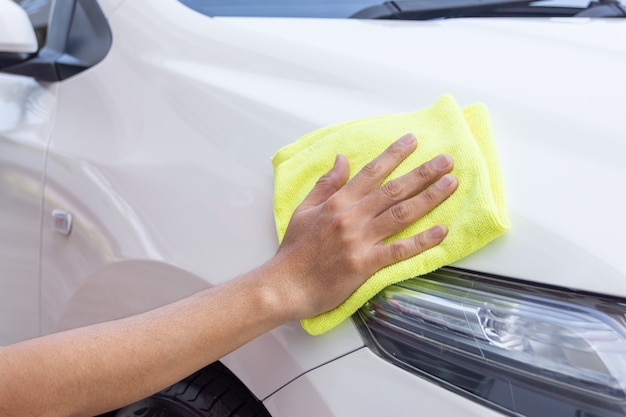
[263,347,504,417]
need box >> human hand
[268,133,458,321]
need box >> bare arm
[0,133,457,417]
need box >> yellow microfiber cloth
[272,94,509,335]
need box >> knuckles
[418,187,440,205]
[320,195,344,217]
[342,252,364,275]
[388,202,412,224]
[314,172,339,192]
[413,230,430,250]
[380,179,404,201]
[359,159,385,180]
[330,211,355,237]
[387,241,413,263]
[410,164,438,185]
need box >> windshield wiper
[350,0,625,19]
[575,0,626,16]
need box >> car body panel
[1,0,626,412]
[263,348,506,416]
[0,74,57,344]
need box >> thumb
[298,154,350,210]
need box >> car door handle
[51,209,72,236]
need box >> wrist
[234,259,300,329]
[250,253,309,324]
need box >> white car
[1,0,626,416]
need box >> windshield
[179,0,626,18]
[178,0,384,18]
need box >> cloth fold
[272,94,509,335]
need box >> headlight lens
[355,268,626,417]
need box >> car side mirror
[1,0,111,81]
[0,0,38,55]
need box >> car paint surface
[0,75,57,343]
[264,348,506,417]
[1,0,626,414]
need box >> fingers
[368,171,457,238]
[362,153,455,217]
[369,224,449,268]
[299,132,457,248]
[340,133,417,200]
[297,154,350,211]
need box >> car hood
[194,16,626,297]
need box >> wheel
[109,362,271,417]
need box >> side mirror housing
[0,0,38,53]
[1,0,111,81]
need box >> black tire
[108,361,272,417]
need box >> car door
[0,72,57,344]
[0,0,114,343]
[0,0,55,344]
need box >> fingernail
[429,225,447,240]
[397,133,416,146]
[432,154,452,170]
[435,174,455,190]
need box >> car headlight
[355,268,626,417]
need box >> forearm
[0,134,457,417]
[0,263,287,417]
